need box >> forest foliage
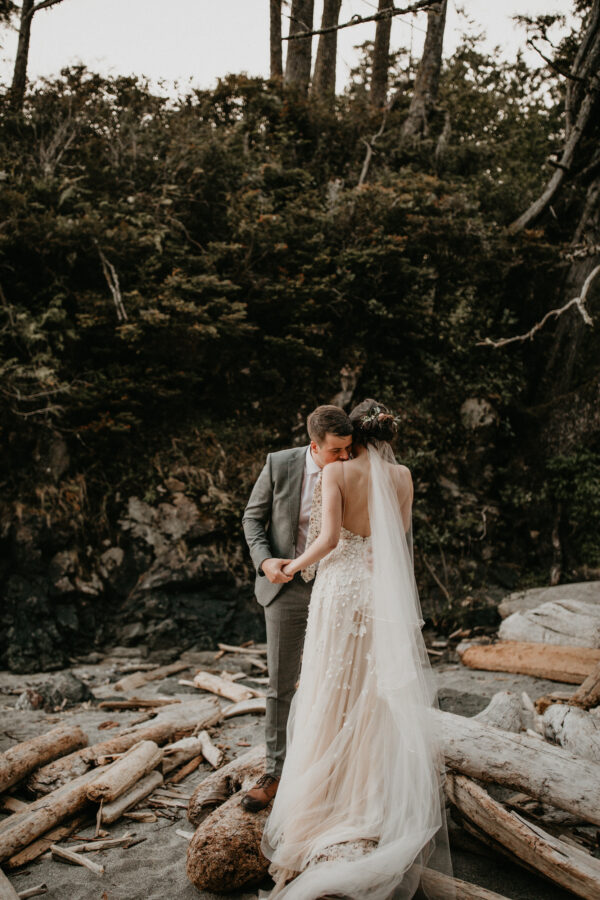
[0,21,598,624]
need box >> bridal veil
[259,440,454,899]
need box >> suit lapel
[288,446,307,544]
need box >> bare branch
[283,0,436,40]
[30,0,67,15]
[358,104,390,186]
[477,264,599,349]
[507,69,600,234]
[526,38,585,83]
[95,241,128,322]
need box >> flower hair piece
[360,405,401,432]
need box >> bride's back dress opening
[260,445,452,900]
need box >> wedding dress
[259,442,454,900]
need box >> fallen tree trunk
[420,868,512,899]
[187,788,270,893]
[0,766,106,863]
[27,698,220,795]
[446,774,600,900]
[540,704,600,763]
[498,600,600,648]
[473,690,533,733]
[87,741,162,803]
[5,814,89,870]
[0,725,87,794]
[188,744,265,827]
[100,770,164,825]
[436,709,600,825]
[457,641,600,683]
[498,582,600,619]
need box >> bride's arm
[283,463,343,577]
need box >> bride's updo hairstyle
[349,398,398,445]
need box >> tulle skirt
[259,528,448,900]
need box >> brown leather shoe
[241,773,280,812]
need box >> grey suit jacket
[242,445,309,607]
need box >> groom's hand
[261,558,293,584]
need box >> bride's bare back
[336,453,413,537]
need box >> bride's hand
[282,561,297,577]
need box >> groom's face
[311,433,353,468]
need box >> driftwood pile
[0,644,269,893]
[4,591,600,900]
[450,581,600,899]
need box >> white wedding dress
[259,443,454,900]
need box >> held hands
[261,558,294,584]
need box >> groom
[241,405,353,811]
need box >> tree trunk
[284,0,315,94]
[436,709,600,825]
[310,0,342,104]
[10,0,34,111]
[498,598,600,647]
[86,740,162,803]
[270,0,283,79]
[370,0,394,110]
[447,774,600,900]
[539,172,600,398]
[457,639,600,683]
[400,0,447,141]
[0,724,87,794]
[100,769,164,825]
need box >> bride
[258,398,454,900]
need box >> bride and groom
[242,401,452,899]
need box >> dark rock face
[0,489,263,673]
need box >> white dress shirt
[295,446,321,558]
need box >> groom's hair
[307,405,353,445]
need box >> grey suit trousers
[263,575,312,777]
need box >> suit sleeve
[242,453,274,576]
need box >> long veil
[259,440,454,899]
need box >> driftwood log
[186,789,270,892]
[457,641,600,683]
[570,661,600,709]
[473,690,534,733]
[5,814,89,870]
[100,770,163,825]
[540,704,600,763]
[162,732,222,774]
[447,774,600,900]
[0,725,87,795]
[27,698,220,795]
[113,660,190,693]
[498,599,600,647]
[436,710,600,825]
[0,766,106,863]
[87,740,162,803]
[191,671,263,702]
[498,582,600,619]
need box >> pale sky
[0,1,575,97]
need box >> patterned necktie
[300,469,323,583]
